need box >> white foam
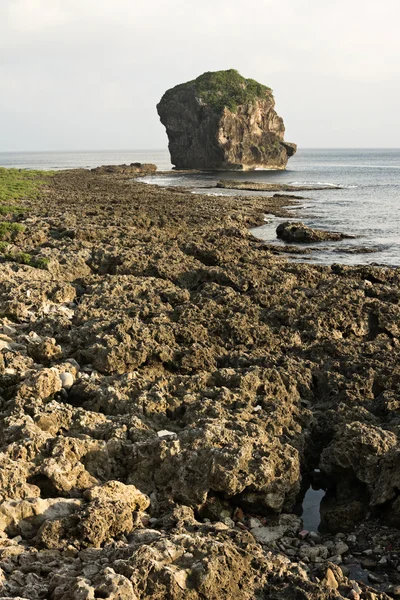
[289,181,358,189]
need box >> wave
[289,181,358,189]
[325,164,400,170]
[191,191,226,196]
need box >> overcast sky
[1,0,399,151]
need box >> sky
[1,0,399,151]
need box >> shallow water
[1,148,399,267]
[301,486,325,532]
[141,149,400,267]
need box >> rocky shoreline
[0,164,399,599]
[216,180,343,192]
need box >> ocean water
[1,148,399,267]
[141,148,400,268]
[0,149,173,171]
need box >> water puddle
[301,486,326,532]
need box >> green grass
[6,251,32,265]
[0,221,25,241]
[0,169,53,270]
[0,167,54,204]
[162,69,272,114]
[0,204,25,215]
[32,257,50,269]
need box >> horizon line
[1,146,400,155]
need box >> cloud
[0,0,399,150]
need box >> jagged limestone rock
[157,69,296,170]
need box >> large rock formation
[157,69,296,170]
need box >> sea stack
[157,69,296,171]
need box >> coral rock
[157,69,296,170]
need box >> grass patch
[0,221,25,241]
[6,251,32,265]
[162,69,272,114]
[0,204,25,215]
[0,170,53,266]
[0,167,54,204]
[32,257,50,269]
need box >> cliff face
[157,69,296,170]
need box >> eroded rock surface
[277,221,350,243]
[0,166,399,598]
[157,69,296,170]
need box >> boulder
[276,221,349,243]
[55,569,138,600]
[320,422,398,501]
[126,419,301,513]
[77,498,136,547]
[18,368,62,400]
[0,498,81,538]
[83,481,150,512]
[320,422,400,529]
[157,69,296,170]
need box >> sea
[1,148,399,267]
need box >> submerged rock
[276,221,350,243]
[217,181,340,192]
[157,69,296,170]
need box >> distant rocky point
[216,181,342,192]
[91,163,157,175]
[157,69,296,171]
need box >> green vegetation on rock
[32,256,50,270]
[0,221,25,241]
[0,167,53,204]
[0,204,25,215]
[163,69,272,113]
[0,169,54,269]
[0,242,50,269]
[6,251,32,265]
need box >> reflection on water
[301,486,326,532]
